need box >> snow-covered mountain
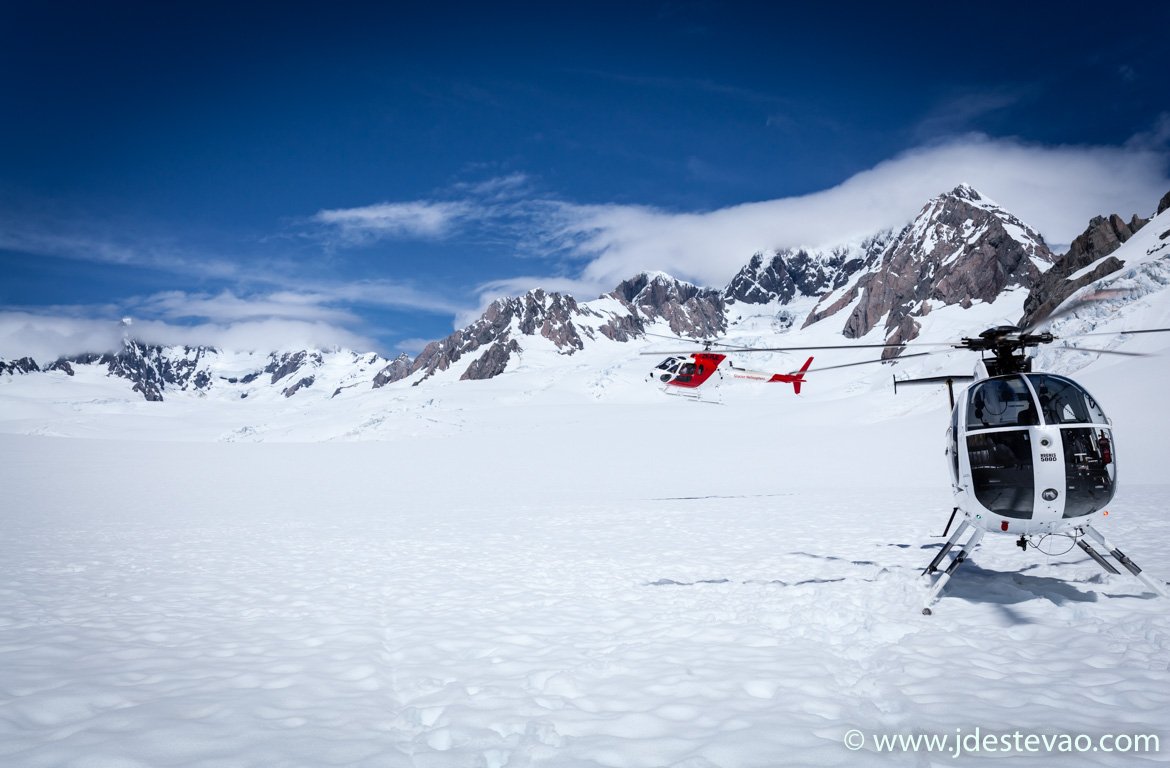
[2,343,396,403]
[803,184,1056,352]
[3,184,1168,407]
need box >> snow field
[2,431,1168,767]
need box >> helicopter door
[1025,374,1116,519]
[964,376,1036,519]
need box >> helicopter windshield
[1025,374,1108,425]
[966,376,1037,430]
[654,356,683,372]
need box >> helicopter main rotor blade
[800,350,941,373]
[1060,327,1170,339]
[1049,345,1150,358]
[640,330,776,352]
[698,341,957,353]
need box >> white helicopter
[891,322,1170,613]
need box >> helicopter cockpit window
[654,357,681,372]
[1026,374,1108,425]
[966,376,1037,430]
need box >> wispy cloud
[0,223,243,280]
[1126,112,1170,151]
[312,200,472,244]
[0,278,471,360]
[912,87,1031,141]
[134,290,362,325]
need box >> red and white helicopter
[643,331,920,397]
[643,334,814,396]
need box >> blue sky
[2,1,1169,359]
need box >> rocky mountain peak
[99,340,219,401]
[725,237,887,307]
[803,185,1056,350]
[407,287,600,383]
[948,182,982,203]
[371,352,413,389]
[608,272,725,338]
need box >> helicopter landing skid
[922,520,985,615]
[1081,524,1168,598]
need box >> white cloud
[136,290,360,325]
[0,281,474,360]
[0,310,376,361]
[0,312,128,361]
[303,281,468,316]
[332,135,1168,297]
[313,200,471,243]
[546,136,1169,288]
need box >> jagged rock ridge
[805,184,1055,352]
[1020,213,1148,328]
[373,275,728,385]
[725,237,889,306]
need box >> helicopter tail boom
[725,356,814,394]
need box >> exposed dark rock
[96,342,222,401]
[282,375,315,397]
[1020,212,1147,328]
[597,312,645,342]
[725,240,881,306]
[461,339,522,380]
[372,353,414,388]
[608,273,726,338]
[266,351,323,384]
[411,289,600,382]
[45,360,75,376]
[1158,189,1170,216]
[0,357,40,375]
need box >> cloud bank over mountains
[4,132,1168,360]
[319,134,1169,294]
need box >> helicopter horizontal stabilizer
[892,374,976,394]
[788,356,814,395]
[893,373,976,409]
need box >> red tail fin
[792,356,813,395]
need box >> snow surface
[3,215,1170,766]
[2,425,1169,767]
